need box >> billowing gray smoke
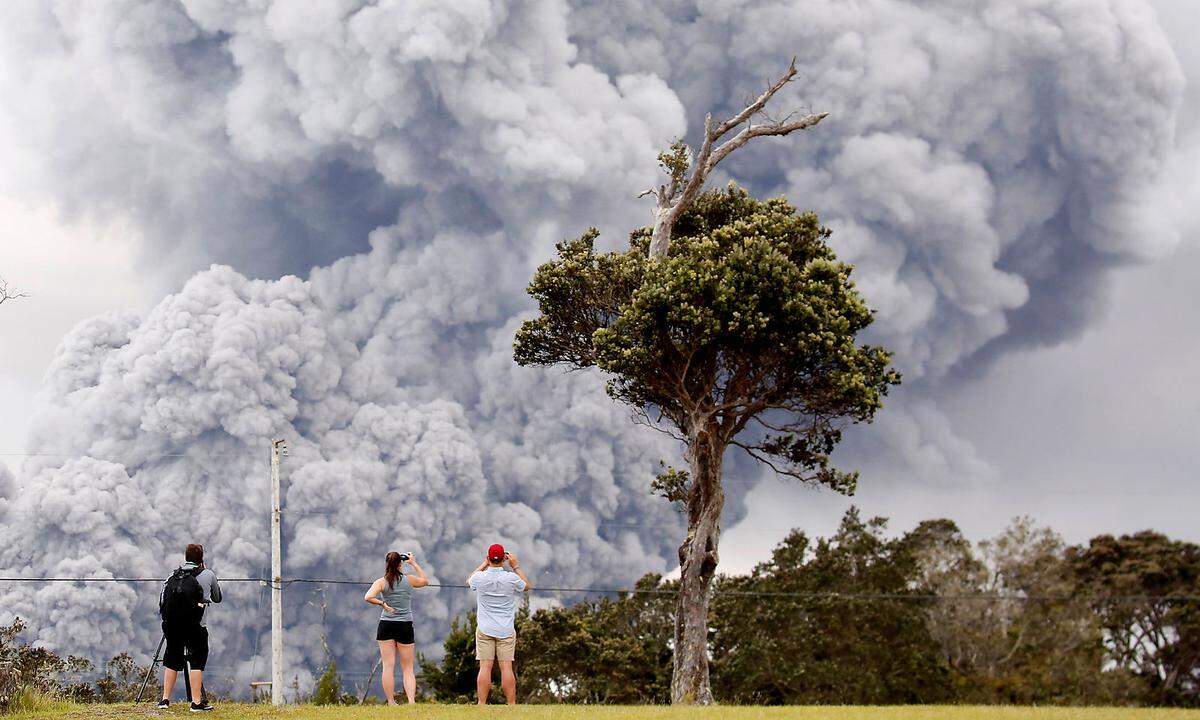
[0,0,1185,692]
[0,249,683,686]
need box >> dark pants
[162,621,208,672]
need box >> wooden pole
[270,439,286,705]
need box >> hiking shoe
[189,701,215,712]
[156,699,169,709]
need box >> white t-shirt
[468,567,527,638]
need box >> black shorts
[376,620,414,644]
[162,622,209,671]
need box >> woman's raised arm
[406,556,430,589]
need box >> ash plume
[0,0,1186,691]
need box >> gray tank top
[379,574,413,621]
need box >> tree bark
[649,201,676,259]
[671,420,725,704]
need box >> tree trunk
[648,198,675,259]
[671,422,725,704]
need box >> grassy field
[8,703,1200,720]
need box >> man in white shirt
[466,543,531,705]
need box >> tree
[0,276,27,307]
[643,59,827,259]
[910,518,1125,704]
[420,614,479,703]
[514,186,899,703]
[711,509,953,704]
[1072,531,1200,705]
[518,575,675,703]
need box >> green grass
[7,705,1200,720]
[2,689,75,715]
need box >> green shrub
[312,659,340,705]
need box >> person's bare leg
[397,643,417,703]
[378,640,398,705]
[188,669,204,704]
[476,659,494,705]
[161,668,178,701]
[498,660,516,705]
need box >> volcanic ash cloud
[0,238,683,685]
[0,0,1188,690]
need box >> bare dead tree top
[645,57,828,259]
[0,276,28,306]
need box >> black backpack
[160,566,204,625]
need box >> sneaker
[189,701,215,712]
[156,699,169,709]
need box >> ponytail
[384,551,403,590]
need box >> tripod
[134,635,165,704]
[134,634,207,704]
[182,656,207,704]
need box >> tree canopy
[1072,531,1200,703]
[516,184,899,491]
[711,509,954,704]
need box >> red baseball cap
[488,543,505,562]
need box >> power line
[0,576,1196,602]
[0,577,264,583]
[0,450,249,458]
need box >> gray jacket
[170,562,222,626]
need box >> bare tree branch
[629,406,687,443]
[0,276,28,306]
[729,439,819,483]
[645,58,828,259]
[703,111,829,175]
[711,57,800,137]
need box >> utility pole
[270,438,287,705]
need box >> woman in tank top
[364,551,429,704]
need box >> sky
[0,0,1197,686]
[0,201,150,451]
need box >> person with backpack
[158,543,221,711]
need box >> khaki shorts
[475,629,516,662]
